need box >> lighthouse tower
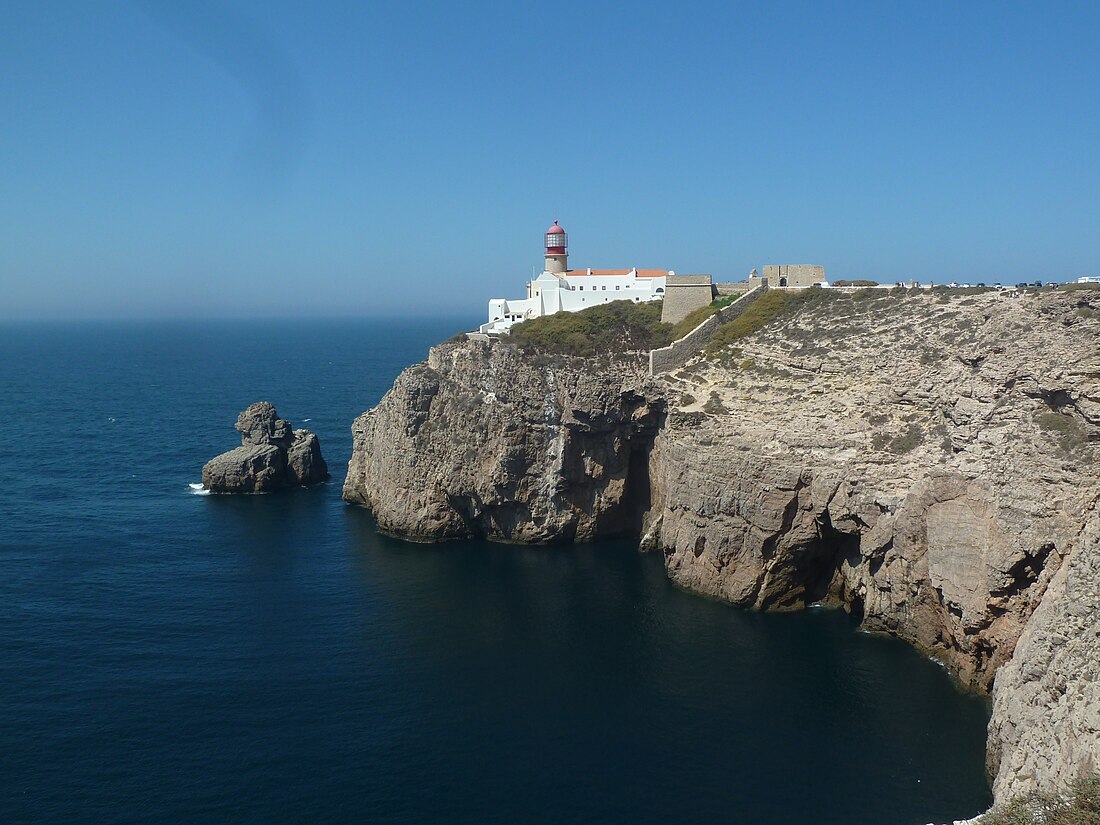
[544,220,568,274]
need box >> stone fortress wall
[761,264,825,288]
[660,274,717,325]
[649,284,768,375]
[715,281,754,298]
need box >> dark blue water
[0,319,992,824]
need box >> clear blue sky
[2,1,1098,319]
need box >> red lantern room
[545,220,567,255]
[544,220,568,273]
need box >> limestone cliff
[654,289,1099,693]
[343,288,1100,809]
[344,342,662,542]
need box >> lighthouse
[545,220,567,274]
[479,221,674,334]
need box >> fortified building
[478,220,827,335]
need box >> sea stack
[202,402,328,493]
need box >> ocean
[0,318,992,824]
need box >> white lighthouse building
[479,221,670,335]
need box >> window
[615,285,620,290]
[579,285,584,291]
[601,285,606,290]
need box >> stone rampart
[660,275,716,325]
[649,285,767,375]
[764,264,825,288]
[715,282,753,297]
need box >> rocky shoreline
[343,288,1100,816]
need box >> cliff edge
[343,288,1100,810]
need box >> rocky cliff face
[985,507,1100,801]
[203,402,328,492]
[653,289,1099,694]
[343,288,1100,808]
[344,342,662,542]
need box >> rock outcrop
[203,402,328,492]
[343,288,1100,812]
[344,343,662,541]
[985,507,1100,801]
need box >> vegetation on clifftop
[506,290,759,357]
[704,289,838,356]
[978,773,1100,825]
[507,300,674,356]
[668,293,741,339]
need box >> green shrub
[833,279,879,287]
[678,393,696,407]
[703,289,839,356]
[703,393,727,414]
[932,286,997,297]
[932,423,954,453]
[1035,410,1091,455]
[871,432,891,451]
[870,423,924,454]
[508,300,674,356]
[979,773,1100,825]
[669,294,741,339]
[851,288,885,301]
[890,423,924,454]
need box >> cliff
[343,288,1100,810]
[344,343,662,541]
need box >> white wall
[480,270,667,334]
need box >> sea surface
[0,318,992,824]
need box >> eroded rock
[343,341,662,542]
[203,402,328,492]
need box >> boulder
[235,401,293,449]
[202,444,285,493]
[202,403,328,493]
[287,429,327,486]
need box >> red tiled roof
[564,269,668,278]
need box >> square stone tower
[660,274,716,324]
